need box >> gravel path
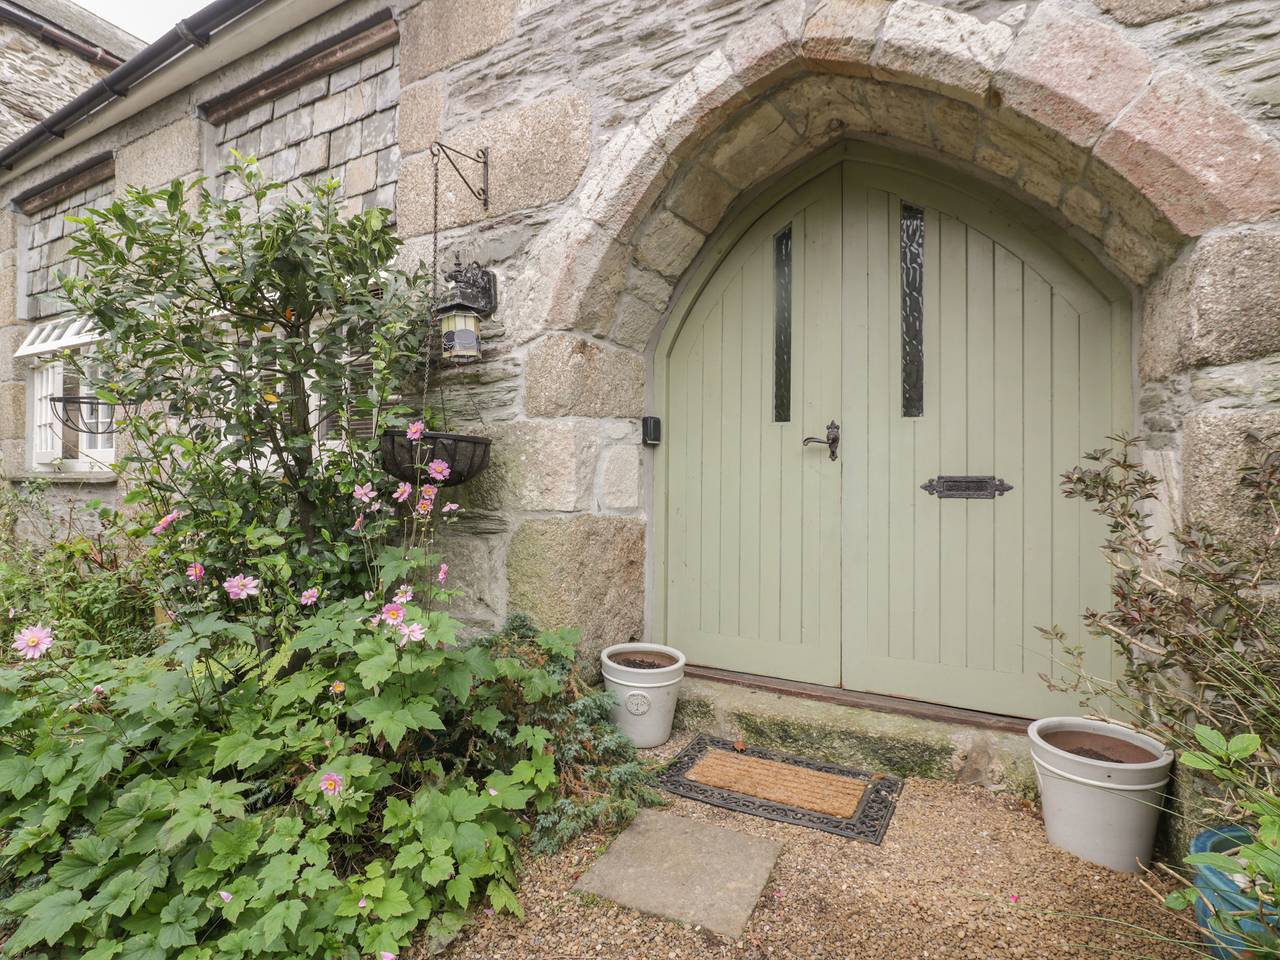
[433,733,1199,960]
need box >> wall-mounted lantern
[435,252,496,364]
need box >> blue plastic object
[1190,825,1277,959]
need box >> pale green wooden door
[664,167,843,684]
[660,155,1130,717]
[838,165,1129,717]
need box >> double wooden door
[657,155,1131,718]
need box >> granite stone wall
[0,0,1278,655]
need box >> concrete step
[673,675,1038,800]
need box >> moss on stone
[733,714,955,780]
[672,696,716,732]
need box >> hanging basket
[380,429,491,487]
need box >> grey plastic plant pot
[601,643,686,749]
[1028,717,1174,873]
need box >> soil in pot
[1043,730,1159,764]
[607,650,680,670]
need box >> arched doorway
[652,144,1132,718]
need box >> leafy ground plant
[0,593,620,959]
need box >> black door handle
[803,420,840,461]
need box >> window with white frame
[15,315,114,470]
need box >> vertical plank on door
[938,214,968,667]
[1078,302,1113,682]
[888,197,916,661]
[865,191,891,659]
[965,229,996,672]
[700,298,724,638]
[809,193,843,664]
[739,241,765,642]
[760,235,784,650]
[1050,292,1081,684]
[912,207,942,665]
[666,324,691,640]
[719,273,743,641]
[993,246,1025,674]
[779,211,806,646]
[841,181,870,688]
[1021,271,1054,683]
[680,314,705,638]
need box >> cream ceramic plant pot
[1028,717,1174,873]
[600,643,686,749]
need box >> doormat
[658,735,902,843]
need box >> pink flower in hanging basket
[406,420,425,440]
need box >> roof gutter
[0,2,126,67]
[0,0,352,184]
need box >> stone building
[1,0,1278,720]
[0,0,143,147]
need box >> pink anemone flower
[353,482,376,503]
[300,587,320,606]
[151,509,182,535]
[12,624,53,660]
[392,482,413,503]
[405,420,425,441]
[427,459,451,482]
[319,772,344,797]
[437,563,449,586]
[222,574,261,600]
[186,561,205,582]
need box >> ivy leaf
[260,815,304,854]
[392,842,424,871]
[77,734,127,783]
[210,818,262,869]
[158,895,203,949]
[0,756,42,799]
[472,706,503,735]
[445,874,474,909]
[212,732,279,772]
[487,880,524,918]
[159,801,216,850]
[6,887,91,951]
[50,835,119,890]
[259,898,305,947]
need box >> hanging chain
[422,146,440,419]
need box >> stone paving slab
[573,808,782,937]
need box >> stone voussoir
[800,0,891,76]
[995,2,1152,150]
[1093,70,1280,237]
[871,0,1014,108]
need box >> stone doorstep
[573,809,782,939]
[672,676,1038,800]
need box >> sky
[72,0,213,43]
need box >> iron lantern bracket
[430,141,489,211]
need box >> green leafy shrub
[1053,434,1280,953]
[0,589,611,958]
[0,488,161,661]
[61,158,435,625]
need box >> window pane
[901,203,925,418]
[773,224,793,423]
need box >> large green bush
[0,164,654,959]
[0,597,613,958]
